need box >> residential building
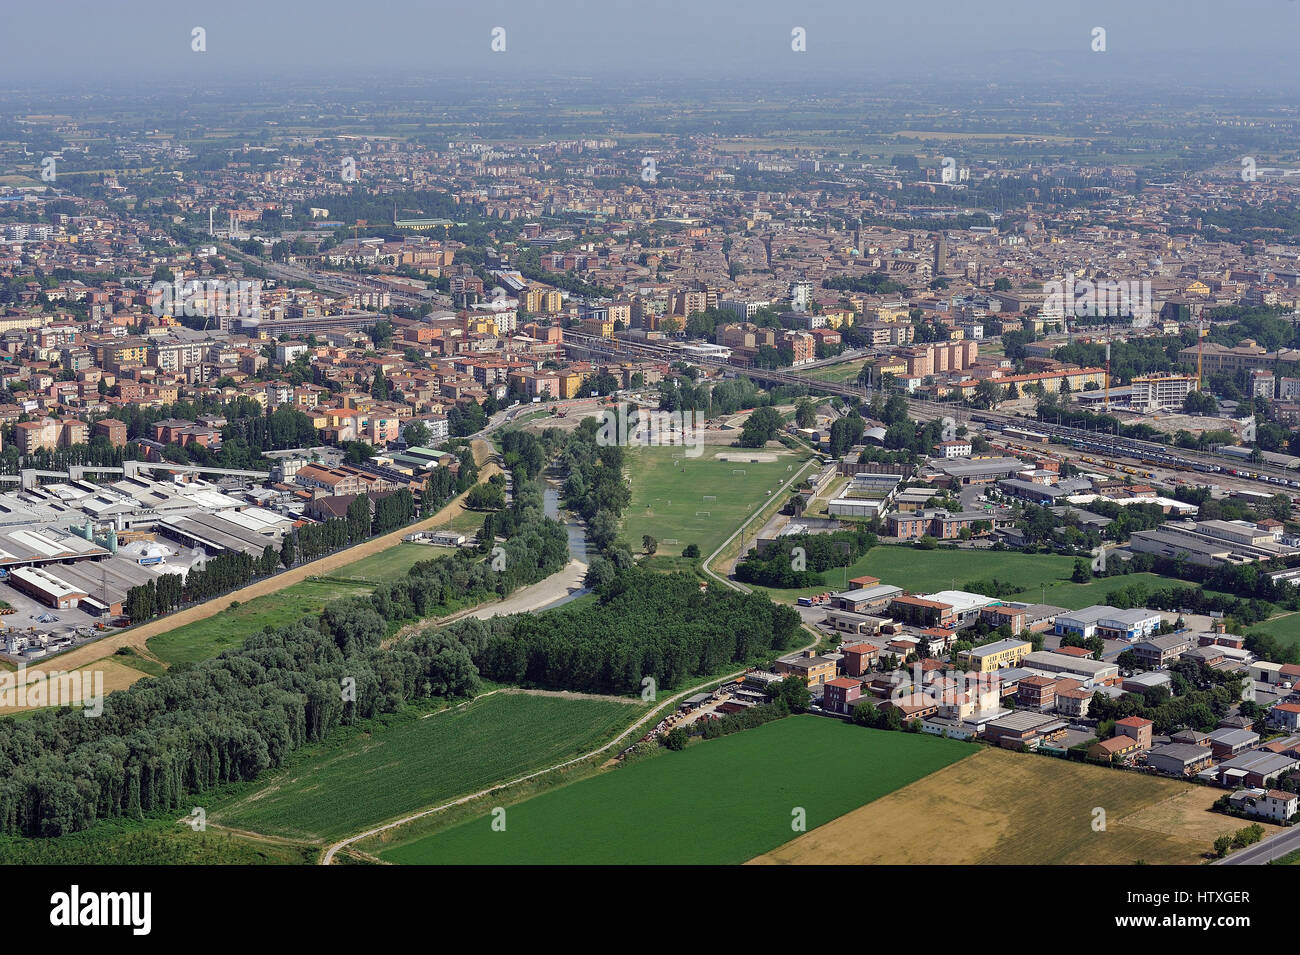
[957,638,1032,673]
[1132,633,1192,670]
[1226,788,1298,823]
[823,677,862,715]
[1115,716,1154,751]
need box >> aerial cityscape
[0,0,1295,927]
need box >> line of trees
[0,484,571,837]
[127,480,444,627]
[0,614,482,837]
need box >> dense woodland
[446,567,803,695]
[0,469,568,837]
[736,528,877,588]
[561,418,632,557]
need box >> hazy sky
[2,0,1297,91]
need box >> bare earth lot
[750,747,1259,866]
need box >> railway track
[561,330,1300,491]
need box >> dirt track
[462,558,587,620]
[11,443,500,687]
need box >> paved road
[1215,824,1300,865]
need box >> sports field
[753,747,1251,865]
[379,716,971,865]
[212,691,645,844]
[621,445,808,556]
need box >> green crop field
[212,692,645,844]
[146,579,373,666]
[621,445,809,556]
[380,715,971,865]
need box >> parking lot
[0,581,107,659]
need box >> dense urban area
[4,57,1300,875]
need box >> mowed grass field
[146,579,373,666]
[751,544,1201,611]
[1038,572,1231,612]
[379,716,971,865]
[796,359,868,385]
[753,747,1250,865]
[1250,611,1300,650]
[212,691,644,844]
[621,445,807,556]
[329,541,458,583]
[750,545,1077,603]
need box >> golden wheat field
[750,747,1264,866]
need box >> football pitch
[621,445,809,556]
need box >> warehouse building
[5,554,174,616]
[0,526,108,570]
[1146,742,1215,777]
[832,584,903,614]
[930,457,1026,486]
[157,508,293,558]
[1054,605,1163,643]
[8,566,89,611]
[1021,650,1119,685]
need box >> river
[539,484,591,610]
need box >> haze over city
[0,0,1295,933]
